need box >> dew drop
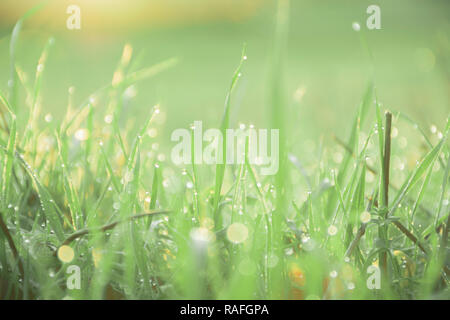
[44,113,53,123]
[328,225,338,236]
[352,22,361,32]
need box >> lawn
[0,0,449,300]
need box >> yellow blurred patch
[92,248,103,268]
[0,0,268,32]
[57,245,75,263]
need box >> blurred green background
[0,0,449,141]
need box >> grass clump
[0,2,449,300]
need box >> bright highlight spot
[328,225,338,236]
[227,222,249,244]
[190,227,215,244]
[44,113,53,123]
[104,114,113,124]
[74,128,89,141]
[57,245,74,263]
[360,211,371,223]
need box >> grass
[0,1,449,300]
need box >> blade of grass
[389,120,449,218]
[8,1,48,111]
[56,132,82,230]
[61,210,170,246]
[334,131,436,219]
[21,37,54,150]
[379,111,392,281]
[12,151,66,240]
[1,113,16,206]
[0,211,24,278]
[398,111,445,168]
[62,58,178,134]
[100,145,121,194]
[212,45,247,230]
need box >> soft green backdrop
[0,0,448,140]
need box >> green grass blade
[14,152,66,240]
[1,114,16,206]
[389,121,449,217]
[212,45,247,229]
[8,1,48,110]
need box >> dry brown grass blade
[382,112,392,206]
[61,210,170,246]
[336,116,449,277]
[392,220,428,254]
[379,112,392,277]
[345,224,366,257]
[333,134,436,218]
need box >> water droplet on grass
[74,128,89,141]
[44,113,53,123]
[352,22,360,31]
[328,225,338,236]
[104,114,113,124]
